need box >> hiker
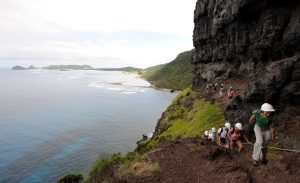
[228,123,244,152]
[227,86,234,98]
[208,127,217,143]
[212,83,218,92]
[228,90,235,99]
[219,85,224,97]
[206,82,212,91]
[217,122,231,148]
[219,84,225,98]
[249,103,276,166]
[202,130,210,141]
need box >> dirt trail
[126,139,300,183]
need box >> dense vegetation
[139,64,166,79]
[141,50,195,91]
[57,174,83,183]
[135,88,225,154]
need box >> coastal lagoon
[0,69,177,183]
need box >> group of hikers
[202,103,277,166]
[206,82,235,98]
[202,122,244,152]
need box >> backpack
[254,110,274,124]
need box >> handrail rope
[242,135,300,153]
[242,142,300,153]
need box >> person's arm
[249,115,255,125]
[227,129,233,142]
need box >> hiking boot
[261,159,268,165]
[253,160,260,167]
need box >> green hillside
[140,64,166,79]
[141,50,195,91]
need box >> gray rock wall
[193,0,300,108]
[192,0,300,144]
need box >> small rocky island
[12,65,38,70]
[12,65,27,70]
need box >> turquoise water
[0,69,177,183]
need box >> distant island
[12,65,38,70]
[96,67,142,72]
[42,65,93,70]
[12,65,27,70]
[11,65,142,72]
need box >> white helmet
[225,122,231,129]
[212,127,216,132]
[261,103,275,112]
[204,130,209,136]
[235,123,243,130]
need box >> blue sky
[0,0,196,68]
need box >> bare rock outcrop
[193,0,300,117]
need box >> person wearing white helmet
[208,127,217,143]
[202,130,209,141]
[217,122,231,148]
[249,103,277,166]
[228,123,244,152]
[212,127,217,134]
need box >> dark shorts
[220,138,226,144]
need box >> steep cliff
[193,0,300,143]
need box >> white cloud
[0,0,196,68]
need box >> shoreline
[124,71,182,94]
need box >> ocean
[0,68,177,183]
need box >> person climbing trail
[208,127,217,143]
[249,103,277,166]
[217,122,231,148]
[202,131,209,141]
[206,82,212,92]
[228,123,244,152]
[212,83,218,92]
[219,85,224,98]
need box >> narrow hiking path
[123,139,300,183]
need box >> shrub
[87,157,112,183]
[57,174,83,183]
[120,151,138,164]
[117,161,161,179]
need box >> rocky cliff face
[192,1,300,111]
[192,0,300,145]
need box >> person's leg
[229,141,233,149]
[220,138,229,148]
[236,140,244,152]
[252,125,263,161]
[261,130,271,162]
